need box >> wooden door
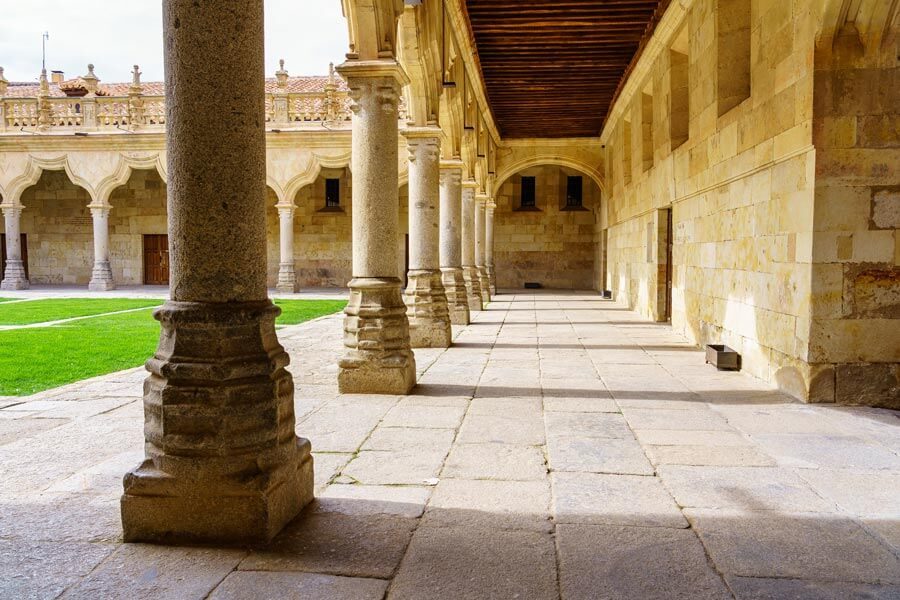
[1,234,28,279]
[664,209,673,322]
[143,234,170,285]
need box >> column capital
[401,125,442,142]
[1,204,23,217]
[276,204,296,217]
[336,59,409,86]
[89,205,112,216]
[475,193,490,207]
[440,158,465,171]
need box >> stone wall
[494,165,599,289]
[808,23,900,407]
[603,0,822,397]
[109,169,168,285]
[20,170,93,285]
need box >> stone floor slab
[557,524,731,600]
[423,478,552,531]
[0,540,115,600]
[726,575,900,600]
[547,435,654,475]
[210,572,388,600]
[442,442,547,480]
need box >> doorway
[143,234,169,285]
[657,208,673,322]
[1,234,28,279]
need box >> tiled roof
[4,75,347,98]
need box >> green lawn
[0,298,163,325]
[0,299,346,396]
[0,298,15,303]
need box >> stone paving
[1,291,899,599]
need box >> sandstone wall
[604,0,822,396]
[20,171,93,285]
[494,165,599,290]
[109,170,168,285]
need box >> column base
[276,263,299,294]
[463,266,483,312]
[487,266,497,296]
[88,262,116,291]
[121,300,313,545]
[404,269,452,348]
[441,267,470,325]
[1,260,29,290]
[339,277,416,394]
[478,267,491,303]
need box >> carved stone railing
[0,91,359,133]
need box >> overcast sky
[0,1,349,83]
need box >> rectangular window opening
[566,176,583,208]
[669,37,689,149]
[325,178,341,208]
[520,176,536,208]
[641,91,654,172]
[717,0,751,116]
[623,120,632,186]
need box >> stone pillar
[276,205,298,293]
[402,127,452,348]
[461,181,482,311]
[475,194,491,303]
[486,201,497,296]
[88,206,115,291]
[121,0,312,545]
[439,159,469,325]
[336,60,415,394]
[0,206,28,290]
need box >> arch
[493,156,606,198]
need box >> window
[520,176,536,208]
[669,34,689,149]
[325,178,340,208]
[623,119,632,185]
[641,91,654,172]
[566,176,583,208]
[717,0,751,116]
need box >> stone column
[461,180,482,311]
[336,60,415,394]
[121,0,312,545]
[439,159,469,325]
[0,206,28,290]
[475,193,491,303]
[486,201,497,296]
[276,205,298,293]
[88,206,115,291]
[402,127,451,348]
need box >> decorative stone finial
[130,64,143,94]
[0,67,7,96]
[82,63,100,95]
[275,58,288,91]
[39,68,50,95]
[325,62,337,93]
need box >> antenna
[42,32,49,71]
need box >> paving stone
[686,509,900,584]
[388,526,558,600]
[299,403,395,452]
[622,408,733,431]
[544,411,632,438]
[726,575,900,600]
[713,406,846,435]
[751,434,900,470]
[361,426,456,452]
[468,396,543,416]
[658,465,838,512]
[61,544,245,600]
[380,404,466,429]
[644,444,775,467]
[552,472,687,528]
[0,418,69,446]
[543,396,620,412]
[634,429,752,446]
[455,414,546,445]
[797,469,900,516]
[319,484,432,518]
[342,449,448,485]
[861,518,900,554]
[557,524,731,600]
[395,395,470,408]
[0,492,122,542]
[210,572,388,600]
[547,435,654,475]
[240,510,416,579]
[423,478,552,532]
[442,442,547,480]
[311,452,354,492]
[0,540,115,600]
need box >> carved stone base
[478,267,491,303]
[404,269,452,348]
[1,260,29,290]
[463,266,483,312]
[121,300,313,545]
[88,262,116,291]
[339,277,416,394]
[487,266,497,297]
[441,267,470,325]
[276,262,299,294]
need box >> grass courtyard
[0,298,347,396]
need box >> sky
[0,1,349,83]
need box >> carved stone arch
[1,153,72,207]
[493,156,607,198]
[818,0,899,58]
[398,4,441,127]
[342,0,405,62]
[92,152,167,207]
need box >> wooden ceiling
[463,0,667,139]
